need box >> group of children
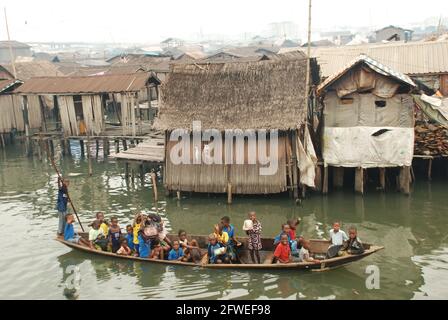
[63,211,203,263]
[272,220,365,264]
[62,208,364,265]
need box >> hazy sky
[1,0,447,43]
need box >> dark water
[0,142,447,300]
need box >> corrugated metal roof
[0,79,23,94]
[281,41,448,77]
[14,73,158,94]
[317,54,416,94]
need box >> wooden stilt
[333,167,344,189]
[80,140,85,157]
[125,162,130,180]
[139,164,145,186]
[176,191,181,200]
[151,172,158,202]
[227,182,233,204]
[87,137,93,176]
[103,138,109,158]
[0,134,4,148]
[322,165,329,195]
[96,140,100,159]
[291,132,299,200]
[115,140,120,154]
[122,139,128,151]
[410,166,416,183]
[428,159,433,181]
[379,168,386,191]
[314,164,322,192]
[355,167,364,195]
[49,139,55,158]
[399,166,411,195]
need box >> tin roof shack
[0,79,24,142]
[14,73,161,137]
[374,25,414,42]
[155,58,317,200]
[317,55,416,195]
[289,41,448,96]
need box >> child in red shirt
[274,234,291,264]
[287,218,301,240]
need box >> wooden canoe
[56,233,384,271]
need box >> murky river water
[0,142,447,300]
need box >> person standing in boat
[221,216,241,262]
[243,211,262,264]
[57,177,70,236]
[326,221,349,259]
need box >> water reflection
[0,144,447,299]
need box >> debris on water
[405,280,414,286]
[352,289,360,295]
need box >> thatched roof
[154,58,308,131]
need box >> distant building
[268,21,299,39]
[160,38,185,48]
[0,41,32,63]
[320,31,354,45]
[375,25,414,42]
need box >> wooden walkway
[111,137,165,163]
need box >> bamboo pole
[4,7,17,78]
[151,172,158,202]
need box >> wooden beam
[322,165,329,195]
[399,166,411,195]
[355,167,364,195]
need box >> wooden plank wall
[120,93,136,136]
[58,95,78,136]
[27,95,43,129]
[82,95,105,135]
[0,95,25,133]
[165,134,288,194]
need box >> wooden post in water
[176,191,181,201]
[87,136,93,176]
[125,162,130,180]
[0,134,5,149]
[103,138,109,158]
[322,164,329,195]
[355,167,364,195]
[151,172,158,202]
[122,139,128,151]
[428,158,433,181]
[291,131,299,200]
[95,140,100,159]
[399,166,411,195]
[227,182,233,204]
[80,140,85,158]
[333,167,344,189]
[379,168,386,191]
[139,164,145,186]
[115,139,120,154]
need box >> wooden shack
[317,54,416,194]
[155,58,317,200]
[0,79,24,139]
[13,73,161,137]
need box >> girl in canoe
[243,211,262,264]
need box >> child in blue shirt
[167,240,184,261]
[126,225,135,252]
[63,213,90,246]
[274,224,292,246]
[207,234,229,264]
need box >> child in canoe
[340,226,365,255]
[96,212,109,237]
[107,216,122,253]
[88,219,107,251]
[125,225,135,252]
[273,234,291,264]
[326,221,349,259]
[299,240,320,263]
[273,224,292,247]
[207,234,229,264]
[133,213,143,256]
[243,211,262,264]
[167,240,184,261]
[182,239,203,263]
[117,237,132,256]
[63,213,90,246]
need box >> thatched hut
[155,58,317,199]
